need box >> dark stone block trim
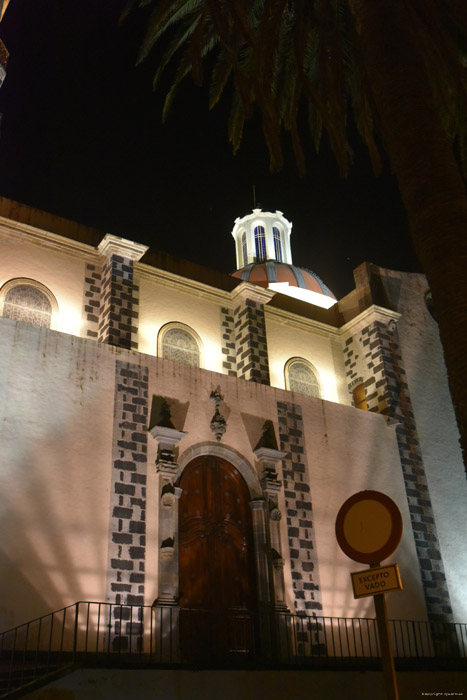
[82,262,102,339]
[107,360,148,650]
[98,256,140,350]
[234,299,270,385]
[220,306,237,376]
[343,335,363,390]
[276,401,322,616]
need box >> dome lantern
[231,209,293,269]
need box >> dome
[230,208,337,309]
[232,261,337,309]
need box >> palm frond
[228,90,246,154]
[151,16,202,89]
[120,0,154,25]
[127,0,467,178]
[138,0,203,64]
[209,54,233,109]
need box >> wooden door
[178,456,256,663]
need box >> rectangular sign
[351,564,402,599]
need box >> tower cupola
[231,209,292,269]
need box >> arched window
[159,323,201,367]
[273,226,283,262]
[254,225,266,261]
[1,278,57,329]
[285,358,320,398]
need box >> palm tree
[124,0,467,467]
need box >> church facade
[0,197,465,660]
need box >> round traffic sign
[335,490,403,564]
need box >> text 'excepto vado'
[351,563,403,599]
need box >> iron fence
[0,603,466,696]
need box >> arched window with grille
[158,323,201,368]
[254,225,266,261]
[285,358,320,398]
[273,226,283,262]
[1,278,57,329]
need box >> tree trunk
[349,0,467,468]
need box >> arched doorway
[178,455,257,664]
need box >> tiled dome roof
[232,261,336,302]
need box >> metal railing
[0,603,466,696]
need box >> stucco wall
[265,311,346,404]
[137,273,228,375]
[0,224,91,338]
[0,320,115,628]
[303,397,427,621]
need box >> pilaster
[82,261,102,339]
[97,234,148,350]
[106,360,149,651]
[149,425,187,606]
[276,401,323,618]
[220,306,237,376]
[250,498,275,660]
[232,283,274,385]
[255,446,288,611]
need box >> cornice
[264,304,341,339]
[232,209,292,233]
[97,234,148,261]
[135,262,233,305]
[339,305,401,338]
[148,425,187,445]
[231,280,276,305]
[0,216,99,262]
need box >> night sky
[0,0,419,299]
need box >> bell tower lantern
[231,209,293,270]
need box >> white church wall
[0,217,463,634]
[137,272,228,375]
[265,311,344,403]
[330,336,353,405]
[302,397,428,622]
[0,222,92,338]
[0,319,116,629]
[393,270,467,622]
[136,355,431,621]
[0,318,434,630]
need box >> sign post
[335,491,403,700]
